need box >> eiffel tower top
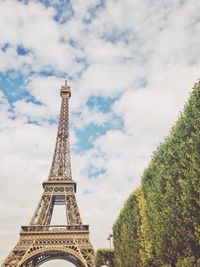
[48,80,73,181]
[60,79,71,97]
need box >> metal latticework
[2,81,95,267]
[49,81,72,181]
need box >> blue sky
[0,0,200,265]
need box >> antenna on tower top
[65,72,69,84]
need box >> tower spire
[49,80,72,181]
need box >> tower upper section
[48,81,72,181]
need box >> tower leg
[29,195,53,226]
[66,194,82,225]
[2,247,26,267]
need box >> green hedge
[113,191,141,267]
[94,249,114,267]
[113,80,200,266]
[113,188,151,266]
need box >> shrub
[94,249,114,267]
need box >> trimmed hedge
[113,80,200,266]
[94,249,114,267]
[113,190,141,267]
[113,188,152,267]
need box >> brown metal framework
[2,81,94,267]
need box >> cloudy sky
[0,0,200,266]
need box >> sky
[0,0,200,266]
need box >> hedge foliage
[113,188,151,267]
[113,81,200,266]
[94,249,114,267]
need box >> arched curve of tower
[19,249,86,267]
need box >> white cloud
[14,100,50,120]
[0,0,74,72]
[0,91,11,128]
[0,46,33,71]
[72,105,111,129]
[25,75,63,113]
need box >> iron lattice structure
[2,81,95,267]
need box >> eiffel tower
[2,81,95,267]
